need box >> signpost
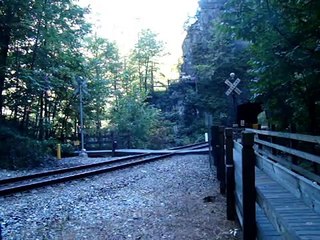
[225,76,241,96]
[225,73,241,125]
[75,76,88,157]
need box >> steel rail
[0,153,173,196]
[0,142,207,196]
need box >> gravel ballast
[0,154,240,239]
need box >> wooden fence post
[270,124,277,155]
[208,126,214,168]
[211,126,220,167]
[225,128,235,220]
[241,131,256,240]
[218,126,225,194]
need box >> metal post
[57,144,61,160]
[78,77,87,157]
[232,93,237,125]
[112,140,117,157]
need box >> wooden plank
[235,191,243,227]
[257,149,320,184]
[246,129,320,144]
[255,168,320,240]
[235,170,243,194]
[272,165,301,199]
[299,179,320,214]
[255,139,320,164]
[234,140,243,153]
[256,152,320,213]
[256,205,282,240]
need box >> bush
[61,143,75,157]
[0,125,49,169]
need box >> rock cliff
[181,0,227,78]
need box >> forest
[0,0,320,169]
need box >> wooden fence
[84,132,131,150]
[210,127,320,240]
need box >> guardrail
[210,126,320,240]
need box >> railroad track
[0,142,208,196]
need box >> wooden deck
[256,167,320,240]
[234,153,320,239]
[230,133,320,239]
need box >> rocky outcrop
[180,1,260,126]
[181,0,227,78]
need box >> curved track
[0,142,208,196]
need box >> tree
[130,29,164,94]
[108,86,161,148]
[221,0,320,133]
[183,11,251,125]
[84,35,122,132]
[0,0,91,139]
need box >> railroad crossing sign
[225,78,241,96]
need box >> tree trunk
[38,93,44,140]
[0,13,11,117]
[144,60,149,92]
[150,62,154,94]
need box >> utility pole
[76,76,87,157]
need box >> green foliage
[221,0,320,133]
[0,0,91,140]
[60,143,75,157]
[0,124,49,169]
[130,29,164,93]
[185,13,251,125]
[151,81,207,146]
[84,36,122,130]
[108,87,162,148]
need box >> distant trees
[0,0,170,145]
[130,29,164,94]
[106,29,167,148]
[84,36,122,131]
[108,87,162,148]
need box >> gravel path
[0,154,240,240]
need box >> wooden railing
[210,126,320,240]
[246,128,320,183]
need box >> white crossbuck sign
[225,78,241,96]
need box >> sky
[77,0,199,79]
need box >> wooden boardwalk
[256,167,320,240]
[211,127,320,240]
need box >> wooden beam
[255,139,320,164]
[225,128,235,220]
[246,129,320,144]
[241,131,256,240]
